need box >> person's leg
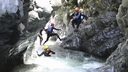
[40,37,43,45]
[76,20,82,29]
[43,33,50,45]
[38,35,43,45]
[50,33,61,40]
[72,19,75,28]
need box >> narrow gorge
[0,0,128,72]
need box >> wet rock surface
[0,14,20,45]
[0,13,26,72]
[102,0,128,71]
[0,0,51,72]
[57,0,123,59]
[105,39,128,72]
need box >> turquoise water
[11,40,104,72]
[12,47,104,72]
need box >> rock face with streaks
[104,0,128,71]
[0,0,51,72]
[0,0,28,71]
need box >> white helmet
[80,9,83,12]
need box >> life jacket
[74,12,81,20]
[47,25,53,32]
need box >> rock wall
[0,13,28,72]
[104,0,128,71]
[0,0,52,72]
[106,40,128,72]
[0,0,24,17]
[0,0,28,72]
[81,0,123,58]
[116,0,128,39]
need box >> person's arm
[70,13,75,19]
[41,27,48,33]
[42,27,47,32]
[51,50,55,54]
[53,27,61,31]
[37,51,44,56]
[82,14,88,20]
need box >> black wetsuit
[38,29,43,45]
[70,12,88,29]
[38,50,55,57]
[43,25,61,45]
[80,12,88,21]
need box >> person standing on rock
[42,23,62,45]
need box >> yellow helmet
[43,45,49,50]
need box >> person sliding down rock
[42,23,62,45]
[37,45,55,57]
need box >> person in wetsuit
[38,28,44,45]
[79,8,88,23]
[43,23,62,45]
[70,7,88,30]
[37,45,55,57]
